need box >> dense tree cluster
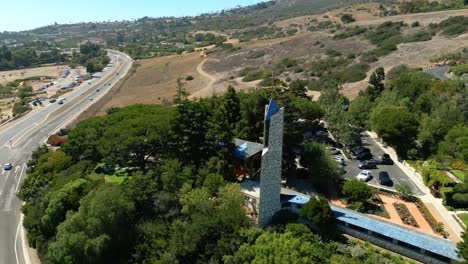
[72,42,110,73]
[0,45,67,70]
[20,87,339,263]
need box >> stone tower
[258,99,284,227]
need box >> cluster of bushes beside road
[71,42,110,73]
[0,45,67,71]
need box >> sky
[1,0,265,32]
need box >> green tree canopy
[371,106,419,157]
[343,179,373,203]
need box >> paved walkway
[365,131,463,242]
[379,195,438,237]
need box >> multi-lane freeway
[0,50,133,264]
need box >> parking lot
[338,133,424,195]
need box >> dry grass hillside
[87,7,468,114]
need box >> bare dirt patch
[0,65,66,85]
[91,52,210,115]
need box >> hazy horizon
[1,0,265,32]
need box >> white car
[334,157,345,166]
[356,170,372,182]
[327,147,341,155]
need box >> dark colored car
[381,154,394,165]
[379,171,393,186]
[358,160,379,169]
[49,99,57,103]
[355,151,372,160]
[3,163,13,170]
[351,146,370,156]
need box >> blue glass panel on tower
[264,99,279,121]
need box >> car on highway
[89,97,94,101]
[356,170,372,182]
[3,163,13,170]
[379,171,393,186]
[49,99,57,103]
[58,100,64,105]
[381,154,394,165]
[358,160,379,169]
[334,156,346,166]
[96,89,100,92]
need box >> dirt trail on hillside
[83,8,468,111]
[188,58,218,100]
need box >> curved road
[424,65,451,80]
[0,50,133,264]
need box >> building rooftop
[288,195,310,205]
[234,139,264,160]
[331,205,461,261]
[240,180,261,198]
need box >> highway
[0,50,133,264]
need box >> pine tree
[367,67,385,101]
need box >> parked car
[351,146,370,156]
[358,160,378,169]
[3,163,13,170]
[334,156,346,166]
[356,170,372,182]
[381,154,394,165]
[315,130,328,137]
[355,151,372,160]
[379,171,393,186]
[49,99,57,103]
[327,147,341,155]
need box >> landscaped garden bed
[394,203,419,227]
[415,198,448,237]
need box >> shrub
[334,63,370,83]
[450,64,468,76]
[12,100,31,116]
[411,21,420,27]
[404,31,432,43]
[395,184,414,201]
[246,50,265,59]
[387,65,409,79]
[341,14,355,24]
[242,70,269,82]
[438,16,468,36]
[343,179,373,203]
[326,49,342,57]
[334,26,367,39]
[394,203,418,227]
[430,52,462,63]
[239,67,254,77]
[185,75,194,81]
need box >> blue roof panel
[331,205,461,261]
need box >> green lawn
[105,175,128,185]
[451,169,466,182]
[459,213,468,227]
